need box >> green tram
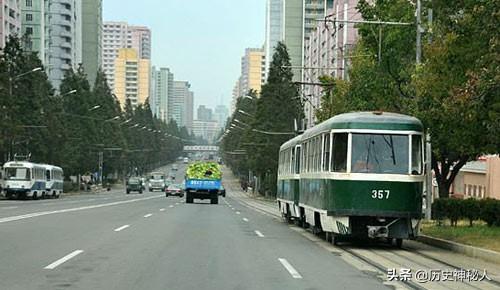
[277,112,425,247]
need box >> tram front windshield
[351,134,409,174]
[5,168,31,181]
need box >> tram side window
[331,133,348,172]
[295,146,301,174]
[411,135,423,175]
[46,170,51,181]
[291,147,295,174]
[301,143,307,172]
[308,140,313,172]
[323,133,331,171]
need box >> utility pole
[416,0,422,64]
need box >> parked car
[165,184,184,197]
[218,185,226,197]
[126,177,143,194]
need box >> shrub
[432,198,448,225]
[462,198,480,226]
[447,198,464,227]
[480,199,500,227]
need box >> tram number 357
[371,190,390,199]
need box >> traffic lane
[222,196,390,290]
[37,197,323,290]
[0,187,156,219]
[0,193,180,290]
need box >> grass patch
[421,220,500,253]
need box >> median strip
[44,250,84,270]
[114,225,130,232]
[278,258,302,279]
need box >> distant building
[264,0,334,82]
[169,81,193,128]
[114,48,150,108]
[81,0,102,86]
[21,0,83,90]
[303,1,361,128]
[451,156,500,200]
[230,78,241,114]
[197,105,213,122]
[0,0,21,49]
[213,104,229,129]
[151,67,174,122]
[185,90,194,132]
[102,21,151,91]
[191,120,220,143]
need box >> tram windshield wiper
[382,135,396,165]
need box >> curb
[417,235,500,265]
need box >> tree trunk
[432,154,470,198]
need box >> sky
[103,0,266,111]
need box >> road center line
[0,195,162,224]
[159,208,166,211]
[236,211,241,215]
[278,258,303,279]
[114,225,130,232]
[169,205,174,208]
[243,218,249,222]
[144,214,153,218]
[255,230,265,237]
[44,250,84,270]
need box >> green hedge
[432,198,500,227]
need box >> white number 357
[371,190,390,199]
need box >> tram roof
[302,111,423,139]
[280,134,302,150]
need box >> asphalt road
[1,162,496,290]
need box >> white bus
[3,161,47,199]
[44,165,64,198]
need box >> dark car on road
[126,177,143,194]
[165,184,184,197]
[218,185,226,197]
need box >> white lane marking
[44,250,84,270]
[169,205,174,208]
[236,211,241,215]
[255,230,265,238]
[278,258,303,279]
[0,195,162,224]
[114,225,130,232]
[175,202,179,205]
[159,208,166,212]
[143,214,153,218]
[243,218,249,222]
[1,206,18,210]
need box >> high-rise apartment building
[19,0,43,58]
[169,81,193,128]
[102,21,151,91]
[264,0,333,82]
[114,48,150,108]
[303,1,361,128]
[151,66,174,122]
[81,0,102,86]
[239,48,265,97]
[185,90,194,132]
[21,0,82,90]
[197,105,213,122]
[1,0,21,48]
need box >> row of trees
[0,36,192,180]
[222,1,498,198]
[221,43,303,196]
[315,0,499,197]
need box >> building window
[26,0,32,7]
[25,27,33,35]
[26,14,33,22]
